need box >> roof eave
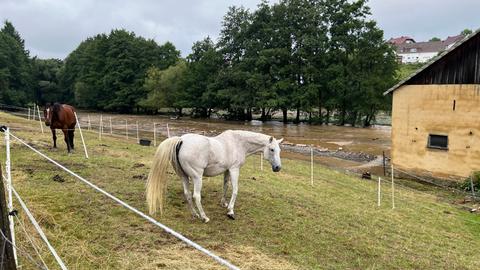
[383,28,480,96]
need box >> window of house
[410,48,417,52]
[427,134,448,150]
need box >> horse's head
[44,103,53,126]
[264,136,283,172]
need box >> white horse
[146,130,283,223]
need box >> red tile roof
[393,35,465,54]
[388,36,415,45]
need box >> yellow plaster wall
[392,84,480,180]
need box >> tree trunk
[265,108,271,120]
[282,108,288,123]
[326,109,330,125]
[318,89,323,124]
[246,108,252,121]
[295,108,300,123]
[339,108,346,126]
[261,108,266,122]
[350,111,358,127]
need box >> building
[388,36,415,45]
[389,35,464,64]
[384,30,480,182]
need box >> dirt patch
[132,174,147,180]
[52,174,65,183]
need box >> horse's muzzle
[272,166,281,172]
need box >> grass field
[0,111,479,270]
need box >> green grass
[0,112,479,269]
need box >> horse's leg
[181,176,199,218]
[221,171,230,208]
[226,168,240,220]
[51,129,57,148]
[62,129,70,153]
[192,176,209,223]
[69,129,75,149]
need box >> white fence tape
[5,130,240,270]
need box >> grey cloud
[369,0,480,41]
[1,0,479,59]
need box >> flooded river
[79,112,391,175]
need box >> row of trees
[1,0,398,126]
[142,0,398,126]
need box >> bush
[459,171,480,192]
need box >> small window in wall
[427,134,448,150]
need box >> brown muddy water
[78,112,391,175]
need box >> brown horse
[44,103,77,153]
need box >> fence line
[9,185,68,270]
[3,173,50,270]
[73,112,89,159]
[393,166,477,198]
[310,167,480,225]
[36,105,44,134]
[3,108,478,226]
[4,130,240,270]
[1,110,173,136]
[0,229,46,270]
[4,128,18,265]
[13,215,49,270]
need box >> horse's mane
[51,103,62,123]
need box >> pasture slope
[0,111,479,270]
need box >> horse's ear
[269,136,273,143]
[277,138,284,144]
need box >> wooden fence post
[0,164,17,270]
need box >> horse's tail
[146,136,182,216]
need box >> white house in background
[388,35,465,64]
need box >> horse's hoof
[220,201,228,208]
[227,213,235,220]
[203,217,210,223]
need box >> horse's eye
[270,149,274,152]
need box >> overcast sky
[1,0,479,59]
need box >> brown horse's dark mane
[51,103,62,124]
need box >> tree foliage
[177,0,397,126]
[60,29,179,112]
[0,21,32,106]
[461,29,473,36]
[1,0,399,127]
[140,60,187,115]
